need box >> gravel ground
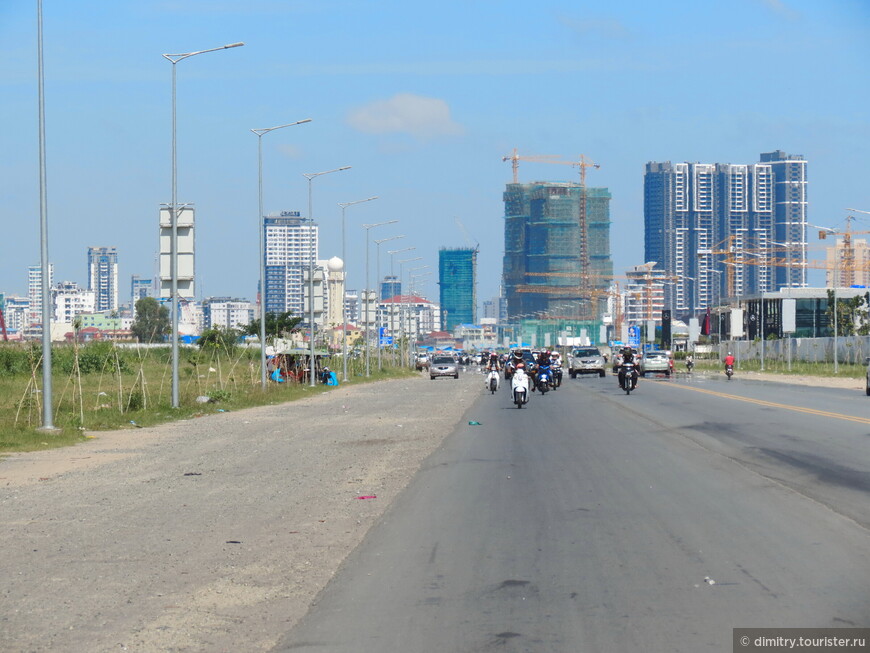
[0,370,481,652]
[0,368,860,652]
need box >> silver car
[568,347,606,378]
[429,355,459,380]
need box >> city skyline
[2,1,868,307]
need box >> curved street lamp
[338,196,378,381]
[252,119,311,390]
[163,41,244,408]
[374,234,405,369]
[361,221,399,375]
[303,167,351,386]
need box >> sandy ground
[0,368,862,652]
[0,371,481,652]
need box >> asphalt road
[275,371,870,652]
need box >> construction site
[501,149,613,345]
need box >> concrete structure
[202,297,254,330]
[825,238,870,288]
[51,281,95,325]
[326,256,345,328]
[622,263,667,327]
[87,246,119,312]
[263,211,317,319]
[28,263,53,327]
[379,294,440,343]
[644,151,807,320]
[1,295,30,335]
[131,275,154,303]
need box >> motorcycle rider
[685,354,694,373]
[723,351,735,376]
[617,346,638,391]
[486,351,501,372]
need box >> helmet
[623,346,632,355]
[727,352,732,356]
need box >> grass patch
[0,342,416,455]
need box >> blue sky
[2,0,869,308]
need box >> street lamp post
[338,196,378,382]
[387,246,415,361]
[398,256,422,366]
[163,41,244,408]
[303,167,351,386]
[374,234,405,370]
[36,0,55,430]
[362,220,398,376]
[252,119,311,390]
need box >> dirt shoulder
[0,371,481,652]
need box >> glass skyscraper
[644,151,807,319]
[87,246,119,312]
[439,247,477,333]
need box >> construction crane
[817,210,870,287]
[501,149,601,309]
[454,216,480,253]
[501,148,564,184]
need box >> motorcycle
[536,364,552,395]
[485,368,500,394]
[685,358,694,374]
[618,361,638,395]
[551,364,563,389]
[725,364,734,380]
[511,368,530,408]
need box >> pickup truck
[568,347,606,378]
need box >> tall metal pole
[388,247,414,365]
[374,234,404,370]
[303,167,350,386]
[253,120,311,390]
[164,41,243,408]
[362,221,398,376]
[36,0,54,430]
[338,196,378,382]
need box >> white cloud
[347,93,463,140]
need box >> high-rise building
[502,181,612,320]
[88,246,119,312]
[52,281,95,324]
[825,238,870,288]
[760,150,808,290]
[263,211,317,318]
[439,247,477,333]
[202,297,254,330]
[28,263,54,326]
[644,151,807,319]
[380,275,401,301]
[131,275,154,303]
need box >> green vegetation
[688,356,866,379]
[0,341,414,455]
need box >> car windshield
[646,352,668,359]
[432,356,454,364]
[573,348,600,357]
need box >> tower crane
[817,210,870,287]
[501,149,601,307]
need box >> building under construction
[503,181,613,325]
[439,247,477,333]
